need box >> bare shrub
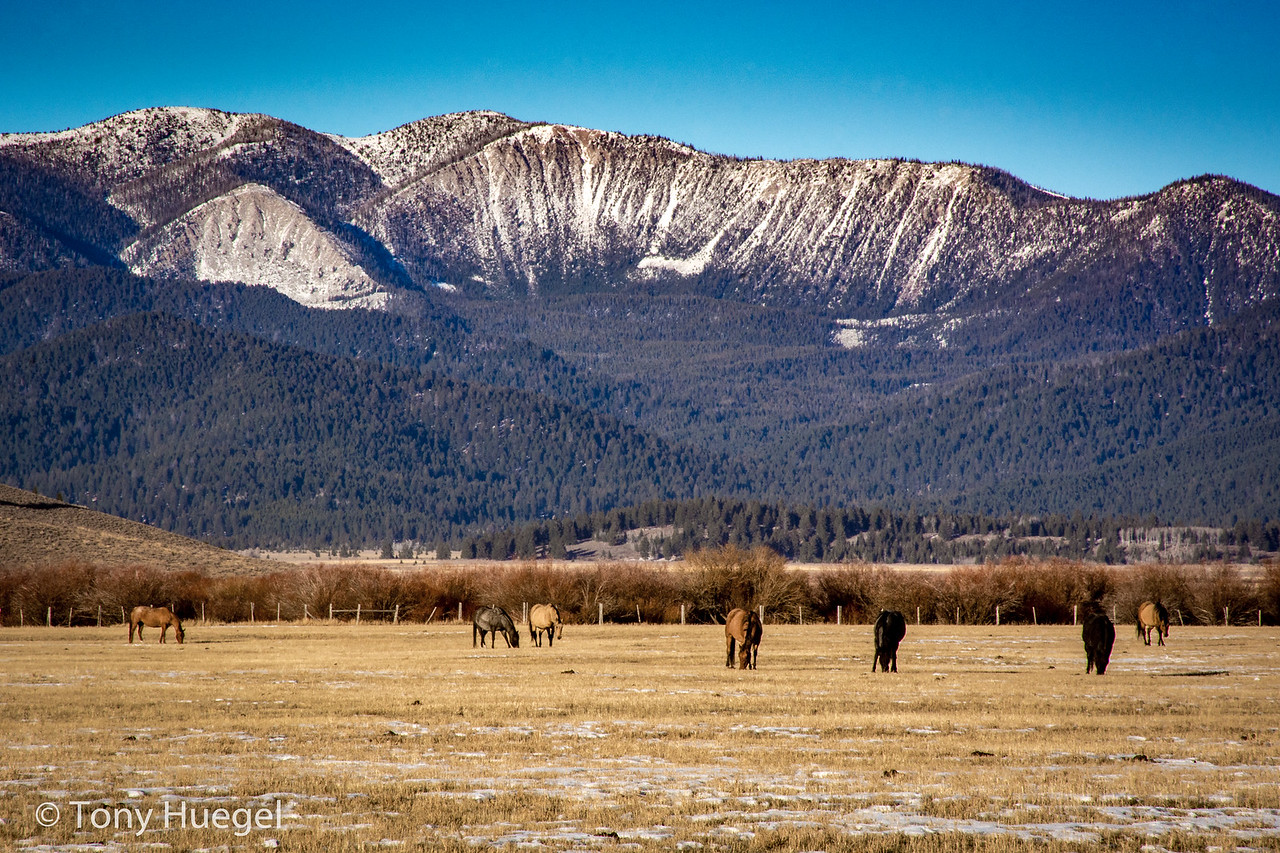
[931,563,1022,624]
[1259,560,1280,625]
[684,545,805,621]
[1006,557,1116,624]
[1185,563,1259,626]
[811,567,879,622]
[1113,564,1196,625]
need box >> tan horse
[724,607,763,670]
[528,603,563,647]
[1136,600,1170,646]
[129,606,185,644]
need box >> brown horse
[724,607,763,670]
[1136,600,1170,646]
[528,603,563,647]
[129,606,185,644]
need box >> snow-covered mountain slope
[121,182,390,310]
[356,120,1280,322]
[3,107,1279,335]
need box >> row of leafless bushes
[2,549,1279,627]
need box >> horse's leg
[889,650,897,673]
[160,625,168,644]
[726,636,735,667]
[1157,628,1165,646]
[546,628,553,648]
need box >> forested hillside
[2,267,1278,548]
[3,104,1279,547]
[0,311,727,548]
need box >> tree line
[3,550,1277,629]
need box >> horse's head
[175,623,185,644]
[510,629,520,648]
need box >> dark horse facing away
[128,605,184,644]
[473,605,520,649]
[1137,600,1170,646]
[1082,608,1115,674]
[724,607,763,669]
[528,603,563,647]
[872,610,906,672]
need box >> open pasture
[2,621,1278,851]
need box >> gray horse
[473,605,520,648]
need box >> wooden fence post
[995,606,1000,626]
[276,602,281,623]
[250,602,254,623]
[916,606,920,625]
[97,605,102,627]
[394,604,400,625]
[47,607,52,627]
[680,604,686,625]
[598,602,604,625]
[458,602,462,622]
[356,604,361,625]
[330,603,334,621]
[758,604,764,624]
[837,605,842,626]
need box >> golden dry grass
[2,620,1278,851]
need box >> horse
[1081,608,1115,674]
[724,607,762,670]
[1136,600,1170,646]
[872,609,906,672]
[528,603,563,647]
[472,605,520,649]
[128,605,184,644]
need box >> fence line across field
[328,603,400,624]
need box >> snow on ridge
[122,182,390,311]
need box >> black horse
[1082,608,1115,674]
[872,610,906,672]
[472,605,520,649]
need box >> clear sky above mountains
[4,0,1277,200]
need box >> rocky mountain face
[4,108,1280,537]
[4,107,1278,333]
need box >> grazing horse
[872,609,907,673]
[1136,600,1170,646]
[528,603,563,647]
[1081,608,1115,674]
[472,605,520,649]
[724,608,763,670]
[128,605,184,644]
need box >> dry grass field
[2,620,1278,851]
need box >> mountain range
[2,107,1278,550]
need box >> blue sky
[4,0,1277,200]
